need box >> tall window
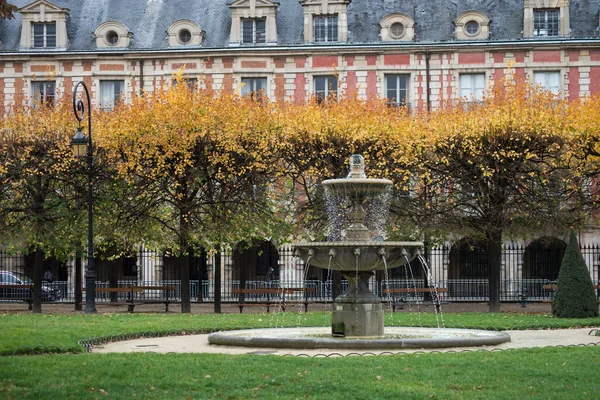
[459,73,486,101]
[385,75,409,106]
[31,81,55,106]
[314,15,338,42]
[242,19,266,44]
[32,22,56,48]
[533,9,559,37]
[241,77,267,100]
[100,80,124,109]
[533,71,561,94]
[314,76,338,102]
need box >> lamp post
[71,81,96,314]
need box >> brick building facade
[0,0,599,112]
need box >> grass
[1,347,599,399]
[2,310,600,354]
[0,310,599,398]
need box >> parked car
[0,270,62,301]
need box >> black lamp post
[71,81,96,314]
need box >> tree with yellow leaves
[403,74,580,312]
[99,81,284,313]
[0,102,79,312]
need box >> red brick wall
[533,50,560,63]
[366,71,377,99]
[223,74,233,94]
[275,74,285,103]
[312,56,338,68]
[346,71,357,96]
[590,67,600,95]
[294,74,306,104]
[240,61,267,69]
[568,67,580,101]
[384,54,410,65]
[458,52,485,64]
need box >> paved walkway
[94,328,600,356]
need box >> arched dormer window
[167,20,204,47]
[18,0,69,50]
[94,21,132,48]
[380,13,415,42]
[455,11,490,40]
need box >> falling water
[403,254,422,326]
[381,255,395,325]
[418,254,445,328]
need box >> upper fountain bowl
[294,241,423,272]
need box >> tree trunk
[486,230,503,313]
[74,252,82,311]
[213,248,222,313]
[31,246,44,314]
[180,251,191,313]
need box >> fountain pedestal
[332,271,384,337]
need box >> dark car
[0,270,61,301]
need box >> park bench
[382,288,449,312]
[0,284,33,309]
[232,287,315,313]
[542,284,600,303]
[92,285,175,312]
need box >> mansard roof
[0,0,598,52]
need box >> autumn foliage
[1,73,600,312]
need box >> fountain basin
[294,241,424,271]
[207,327,511,350]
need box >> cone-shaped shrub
[552,231,599,318]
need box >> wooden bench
[91,286,175,312]
[233,288,315,313]
[0,284,33,310]
[383,288,449,312]
[130,285,176,312]
[542,284,600,303]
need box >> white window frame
[313,15,338,43]
[31,81,56,107]
[241,18,266,45]
[241,77,267,99]
[99,80,125,109]
[314,75,338,102]
[533,9,560,37]
[32,22,56,48]
[459,73,486,101]
[533,71,561,95]
[385,74,410,106]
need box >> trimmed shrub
[552,231,599,318]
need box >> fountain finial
[347,154,366,179]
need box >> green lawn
[1,311,599,399]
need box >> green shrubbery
[552,231,599,318]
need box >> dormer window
[18,0,69,50]
[300,0,350,43]
[533,9,559,37]
[32,22,56,47]
[523,0,569,38]
[228,0,279,46]
[167,20,203,47]
[455,11,490,40]
[314,15,338,42]
[380,13,415,42]
[94,22,132,48]
[242,18,266,44]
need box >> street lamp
[71,81,96,314]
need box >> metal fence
[2,242,599,305]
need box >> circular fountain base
[207,327,511,350]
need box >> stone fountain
[294,154,423,338]
[207,155,510,350]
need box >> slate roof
[0,0,598,52]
